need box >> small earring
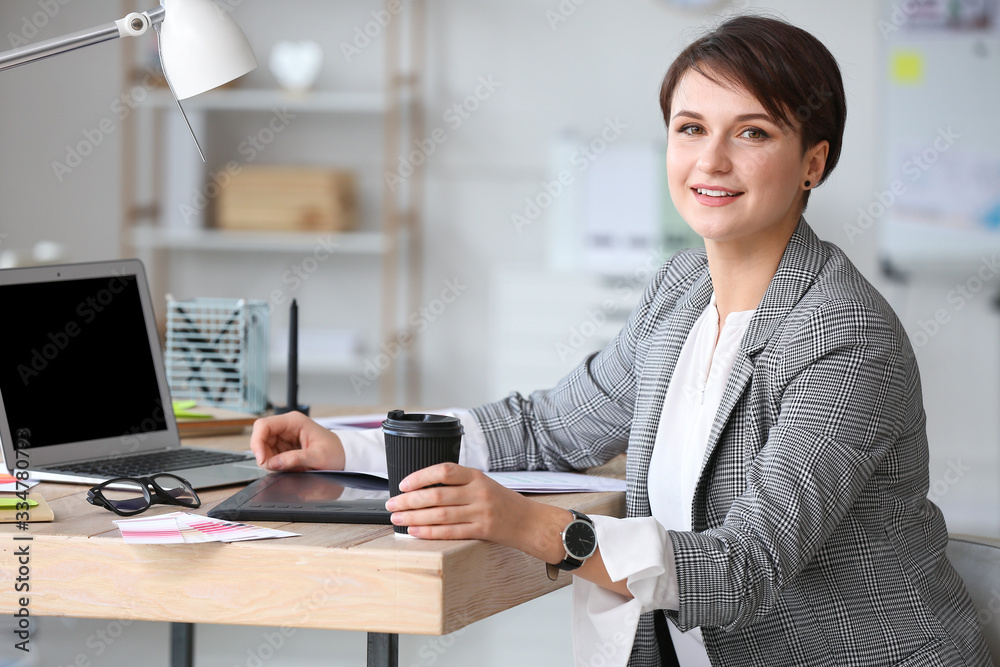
[804,180,812,188]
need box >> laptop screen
[0,273,167,449]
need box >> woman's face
[666,69,826,249]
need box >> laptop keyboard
[48,448,254,478]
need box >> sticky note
[891,49,925,86]
[0,498,38,509]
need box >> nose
[696,135,732,174]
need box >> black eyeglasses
[87,473,201,516]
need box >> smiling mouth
[694,187,744,198]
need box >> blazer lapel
[627,269,713,518]
[690,219,830,528]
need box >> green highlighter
[0,498,38,509]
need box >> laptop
[0,259,268,489]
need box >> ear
[803,140,830,189]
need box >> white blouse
[574,293,754,666]
[336,294,754,667]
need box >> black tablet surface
[207,471,392,524]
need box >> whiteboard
[876,0,1000,276]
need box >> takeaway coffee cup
[382,409,464,536]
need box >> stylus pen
[287,299,298,411]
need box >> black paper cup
[383,409,464,536]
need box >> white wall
[0,0,123,262]
[1,0,998,663]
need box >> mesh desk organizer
[165,297,269,414]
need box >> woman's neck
[706,220,798,325]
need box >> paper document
[314,414,387,431]
[115,511,299,544]
[486,471,625,493]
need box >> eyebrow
[671,110,775,124]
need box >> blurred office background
[2,0,999,665]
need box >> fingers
[398,462,472,492]
[405,524,477,540]
[253,412,301,436]
[250,412,333,469]
[386,466,504,542]
[390,505,485,541]
[265,447,315,471]
[249,417,283,464]
[385,467,536,547]
[389,464,495,513]
[389,494,500,542]
[251,413,304,452]
[386,483,455,511]
[300,423,346,471]
[258,411,311,439]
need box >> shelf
[144,88,386,113]
[130,227,388,254]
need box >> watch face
[564,520,597,560]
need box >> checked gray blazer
[471,220,992,667]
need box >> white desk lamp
[0,0,258,160]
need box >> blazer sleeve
[470,258,679,472]
[666,298,909,632]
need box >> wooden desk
[0,427,625,666]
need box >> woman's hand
[385,462,571,563]
[249,411,345,472]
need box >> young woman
[251,15,991,667]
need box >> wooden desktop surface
[0,411,626,636]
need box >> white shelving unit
[130,227,388,255]
[143,88,386,114]
[120,1,428,408]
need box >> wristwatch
[546,510,597,581]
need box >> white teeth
[697,188,737,197]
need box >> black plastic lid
[382,409,464,438]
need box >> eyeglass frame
[86,473,201,517]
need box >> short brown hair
[659,15,847,208]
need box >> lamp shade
[159,0,257,99]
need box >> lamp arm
[0,6,165,73]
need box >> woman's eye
[740,127,768,140]
[678,124,703,135]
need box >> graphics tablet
[208,472,392,524]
